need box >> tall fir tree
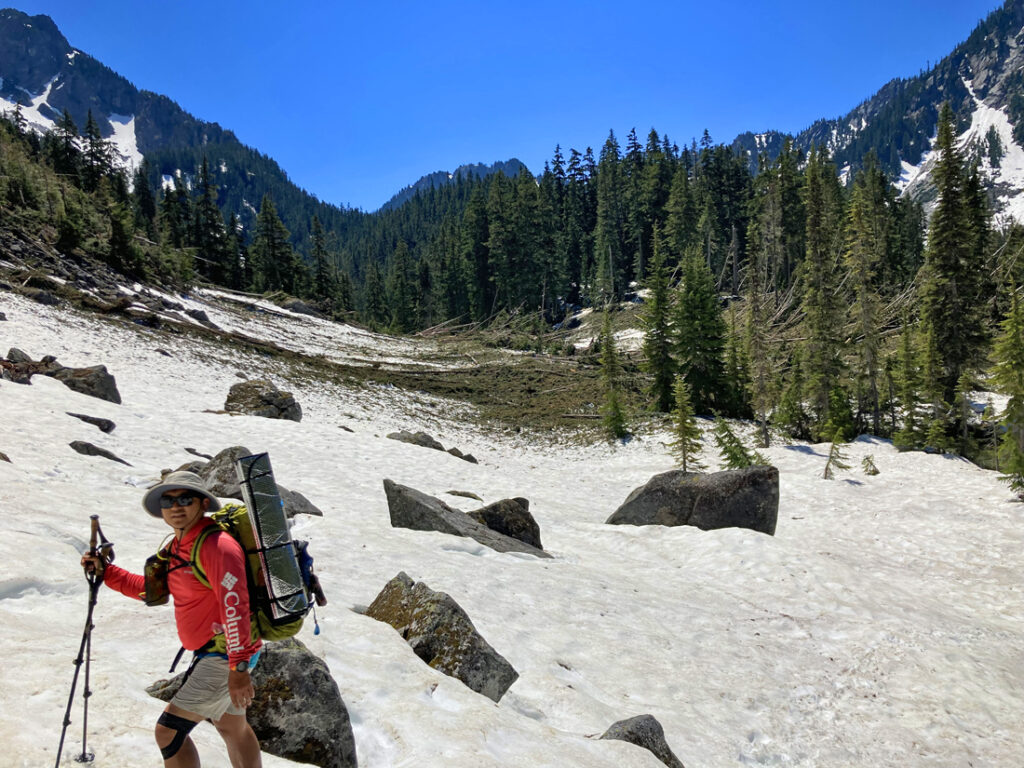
[993,286,1024,497]
[641,229,675,411]
[250,194,294,293]
[387,240,417,332]
[311,215,333,303]
[798,146,846,438]
[673,248,726,414]
[917,103,989,404]
[843,154,887,435]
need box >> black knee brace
[157,711,198,759]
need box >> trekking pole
[55,516,113,767]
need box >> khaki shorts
[170,656,244,721]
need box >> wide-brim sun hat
[143,470,223,518]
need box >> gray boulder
[148,638,357,768]
[467,497,542,550]
[52,365,122,404]
[198,445,253,498]
[225,379,302,422]
[601,714,685,768]
[366,572,518,702]
[383,479,550,558]
[0,354,120,403]
[67,412,116,433]
[22,287,59,305]
[280,297,322,317]
[70,441,131,466]
[386,430,445,451]
[0,450,10,462]
[6,348,31,364]
[0,311,6,320]
[606,466,779,536]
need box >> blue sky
[12,1,1003,211]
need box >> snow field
[0,291,1022,767]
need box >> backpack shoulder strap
[189,525,221,589]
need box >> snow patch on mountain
[107,113,142,170]
[898,77,1024,224]
[0,78,142,174]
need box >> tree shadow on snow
[783,445,827,457]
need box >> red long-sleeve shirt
[103,517,261,667]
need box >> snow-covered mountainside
[1,289,1022,767]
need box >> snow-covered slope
[898,77,1024,224]
[0,61,144,172]
[1,291,1022,767]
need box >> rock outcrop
[467,497,542,550]
[1,351,121,403]
[70,440,131,466]
[606,466,779,535]
[67,412,116,433]
[600,714,685,768]
[366,572,518,702]
[383,479,549,558]
[225,379,302,422]
[386,430,477,463]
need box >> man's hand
[228,669,254,709]
[80,553,105,576]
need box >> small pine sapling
[861,454,880,476]
[712,416,768,469]
[668,376,704,472]
[823,430,851,479]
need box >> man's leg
[154,703,204,768]
[213,712,262,768]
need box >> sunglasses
[160,493,198,509]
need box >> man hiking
[81,470,263,768]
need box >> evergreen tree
[799,146,846,437]
[599,311,628,440]
[893,313,923,450]
[131,160,158,237]
[722,302,752,418]
[49,109,79,182]
[822,386,855,442]
[917,103,989,404]
[993,287,1024,497]
[362,261,389,329]
[844,154,887,435]
[311,215,333,303]
[82,110,112,192]
[160,176,192,249]
[192,157,226,283]
[822,430,851,479]
[712,417,767,469]
[640,229,675,411]
[460,186,491,320]
[862,454,880,475]
[776,352,811,440]
[108,202,140,275]
[250,194,294,293]
[668,376,704,471]
[387,240,417,332]
[673,248,726,413]
[594,131,626,303]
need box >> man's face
[160,489,208,533]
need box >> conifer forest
[4,101,1024,485]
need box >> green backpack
[145,502,326,650]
